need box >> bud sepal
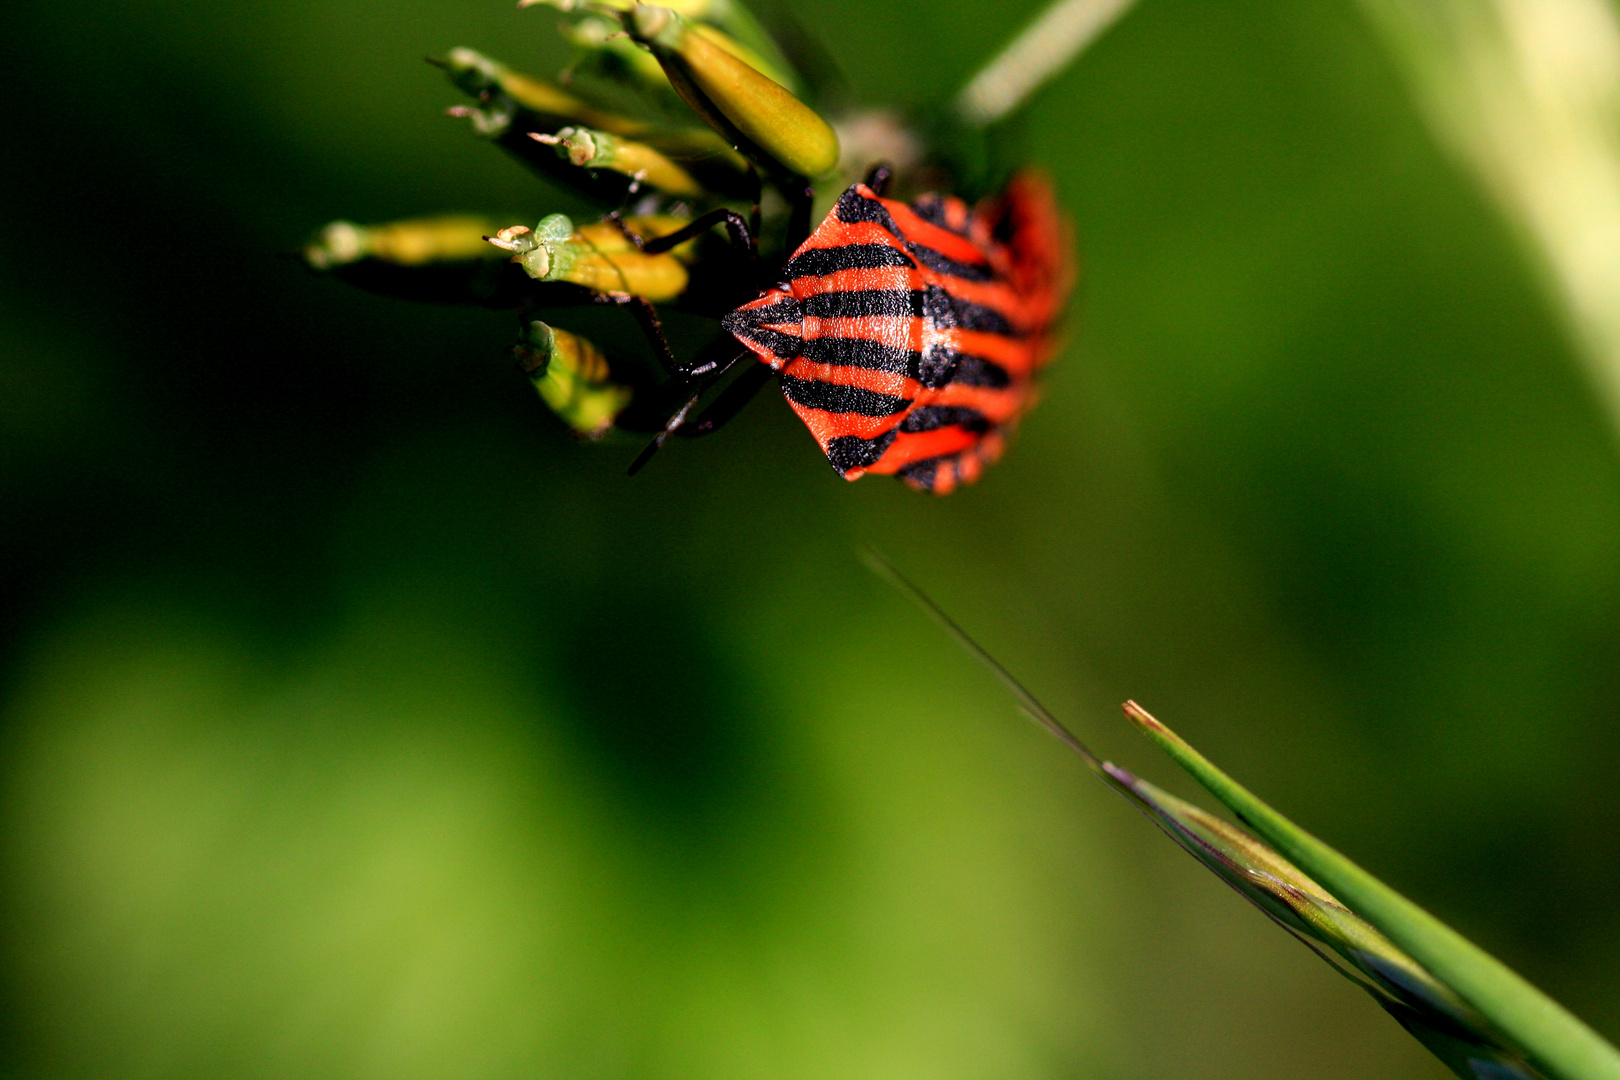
[489,214,690,301]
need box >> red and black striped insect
[719,170,1070,493]
[631,168,1072,494]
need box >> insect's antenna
[864,163,895,196]
[861,547,1102,768]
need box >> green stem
[1123,701,1620,1080]
[953,0,1142,127]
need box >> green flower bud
[302,216,502,270]
[436,47,647,134]
[514,320,632,438]
[436,45,749,189]
[488,214,690,301]
[623,6,838,179]
[300,216,530,307]
[523,0,801,93]
[530,127,704,196]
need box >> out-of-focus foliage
[1358,0,1620,448]
[2,2,1619,1079]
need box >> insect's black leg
[605,210,647,250]
[678,333,747,380]
[597,292,683,376]
[626,387,703,476]
[625,347,767,472]
[639,207,757,261]
[864,163,894,195]
[678,357,773,438]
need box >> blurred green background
[3,1,1619,1077]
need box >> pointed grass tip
[1122,699,1169,735]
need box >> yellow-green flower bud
[515,320,632,438]
[523,0,801,93]
[530,127,704,197]
[438,47,647,134]
[302,216,502,271]
[685,22,800,97]
[488,214,690,301]
[438,45,748,189]
[624,6,838,179]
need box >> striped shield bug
[713,169,1071,494]
[617,166,1071,494]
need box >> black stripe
[922,284,958,329]
[832,184,995,282]
[907,242,995,282]
[834,186,902,230]
[925,284,1014,335]
[728,323,802,361]
[825,429,897,475]
[800,336,918,377]
[779,375,911,417]
[896,456,941,491]
[726,300,800,326]
[917,343,961,388]
[806,286,1010,338]
[953,300,1013,335]
[805,287,1013,334]
[783,242,915,279]
[899,405,991,434]
[944,353,1012,388]
[908,194,970,236]
[802,289,920,319]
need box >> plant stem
[1356,0,1620,450]
[954,0,1142,127]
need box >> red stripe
[805,315,925,348]
[780,357,917,400]
[918,383,1028,425]
[794,221,907,252]
[789,404,906,444]
[791,266,921,295]
[865,427,985,474]
[881,199,996,268]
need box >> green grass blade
[1121,701,1620,1080]
[1099,763,1542,1079]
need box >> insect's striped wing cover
[723,173,1072,493]
[890,171,1074,493]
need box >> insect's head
[720,286,801,371]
